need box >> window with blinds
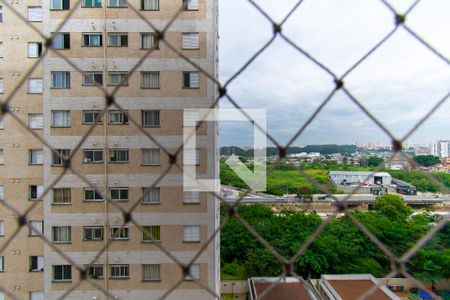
[183,190,200,204]
[110,265,129,278]
[141,0,158,10]
[52,149,70,166]
[141,71,160,88]
[27,7,43,22]
[0,150,3,165]
[142,264,161,281]
[142,110,160,126]
[108,0,126,7]
[0,42,3,58]
[182,32,199,49]
[109,110,128,124]
[28,78,43,93]
[185,264,200,280]
[142,187,160,204]
[108,72,128,86]
[51,110,71,127]
[83,72,103,86]
[28,114,43,129]
[0,221,3,236]
[53,188,71,204]
[30,292,45,300]
[0,186,3,201]
[141,33,158,49]
[183,71,200,88]
[29,150,43,165]
[142,225,160,242]
[183,225,200,242]
[141,148,160,165]
[184,148,200,165]
[28,42,42,58]
[52,226,71,243]
[51,71,70,88]
[0,78,3,93]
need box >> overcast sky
[217,0,450,147]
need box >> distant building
[329,171,392,186]
[431,140,450,158]
[317,274,400,300]
[248,277,320,300]
[385,154,412,171]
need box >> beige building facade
[0,0,219,299]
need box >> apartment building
[0,0,219,299]
[431,140,450,158]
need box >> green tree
[373,194,412,222]
[368,156,384,167]
[296,186,313,201]
[413,155,440,167]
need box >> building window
[141,148,160,165]
[183,190,200,204]
[51,110,71,127]
[52,149,70,166]
[27,7,43,22]
[141,71,160,88]
[108,110,128,124]
[0,6,2,22]
[83,149,103,163]
[84,188,103,201]
[53,188,71,204]
[0,118,4,129]
[108,0,126,7]
[142,225,160,242]
[52,226,71,243]
[52,33,70,49]
[182,32,199,49]
[108,72,128,86]
[142,187,160,204]
[142,264,160,281]
[29,221,43,236]
[183,71,199,88]
[183,0,198,10]
[184,148,200,165]
[83,110,103,124]
[28,78,43,93]
[0,186,3,201]
[50,0,70,10]
[83,226,103,240]
[142,110,160,127]
[82,33,102,46]
[0,78,3,93]
[28,42,42,58]
[141,33,158,49]
[28,114,43,129]
[110,265,129,279]
[82,0,101,7]
[0,221,4,236]
[109,227,129,240]
[0,256,4,272]
[87,265,104,279]
[183,225,200,242]
[109,149,129,163]
[141,0,158,10]
[29,292,45,300]
[82,72,103,86]
[108,33,128,46]
[0,149,3,165]
[185,264,200,280]
[53,265,71,282]
[30,256,44,272]
[29,185,44,200]
[0,42,3,58]
[110,188,128,201]
[29,149,43,165]
[51,72,70,89]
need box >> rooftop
[249,277,319,300]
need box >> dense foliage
[220,145,359,157]
[413,155,441,167]
[389,170,450,193]
[221,195,450,283]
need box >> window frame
[51,71,71,89]
[142,264,161,281]
[0,221,4,236]
[51,149,70,166]
[82,110,103,124]
[82,33,102,47]
[29,256,44,272]
[83,149,104,164]
[28,113,44,129]
[51,110,71,127]
[141,148,161,166]
[108,72,128,86]
[183,225,200,243]
[142,225,160,242]
[28,78,43,94]
[110,188,129,201]
[109,148,129,163]
[182,32,200,50]
[28,42,43,58]
[185,264,200,281]
[87,265,104,279]
[52,226,72,244]
[183,71,200,89]
[83,188,104,202]
[51,32,70,50]
[107,33,128,47]
[27,7,43,22]
[53,188,71,204]
[53,265,72,282]
[29,221,43,236]
[109,227,129,240]
[82,0,102,8]
[142,187,160,204]
[183,190,200,204]
[183,0,199,11]
[50,0,70,10]
[0,256,4,272]
[140,71,160,89]
[29,185,44,201]
[140,32,159,50]
[29,149,44,165]
[108,110,129,125]
[83,226,104,241]
[82,72,103,86]
[109,264,130,279]
[107,0,127,8]
[142,110,160,127]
